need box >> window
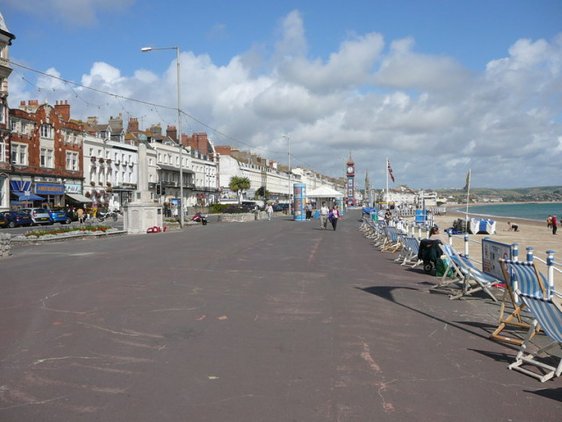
[66,151,79,171]
[0,140,4,162]
[40,124,54,139]
[11,143,28,165]
[40,148,54,168]
[0,104,5,125]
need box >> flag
[387,160,395,183]
[463,170,471,192]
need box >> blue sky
[2,0,562,189]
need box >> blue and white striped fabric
[519,292,562,343]
[404,237,419,255]
[502,260,550,299]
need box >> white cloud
[7,11,562,188]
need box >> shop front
[35,182,65,207]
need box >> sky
[2,0,562,190]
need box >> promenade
[0,209,560,421]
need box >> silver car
[21,208,53,225]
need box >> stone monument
[123,142,163,234]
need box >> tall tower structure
[345,153,355,206]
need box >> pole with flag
[463,169,471,232]
[386,158,395,206]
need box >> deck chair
[490,259,548,346]
[380,227,402,253]
[430,243,465,294]
[449,254,501,302]
[399,236,423,267]
[508,290,562,382]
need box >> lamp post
[141,45,184,227]
[283,135,291,208]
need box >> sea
[459,202,562,222]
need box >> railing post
[526,246,534,263]
[546,250,555,294]
[464,233,469,258]
[512,243,519,262]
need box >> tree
[255,186,270,200]
[229,176,251,203]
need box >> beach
[429,207,561,291]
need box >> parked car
[48,208,72,224]
[272,203,289,212]
[0,211,34,228]
[21,207,53,225]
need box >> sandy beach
[427,207,561,290]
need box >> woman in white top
[320,202,330,229]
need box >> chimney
[128,117,139,133]
[54,99,70,121]
[166,125,178,142]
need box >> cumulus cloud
[8,10,562,188]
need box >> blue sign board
[482,238,512,280]
[35,183,65,195]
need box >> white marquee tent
[307,186,344,198]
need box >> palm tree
[229,176,251,203]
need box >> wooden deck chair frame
[399,236,423,267]
[448,255,500,302]
[508,290,562,382]
[490,259,547,346]
[384,230,403,254]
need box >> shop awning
[14,192,45,201]
[66,193,92,203]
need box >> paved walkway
[0,210,560,421]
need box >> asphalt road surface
[1,210,560,421]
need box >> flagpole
[385,157,389,207]
[465,169,471,232]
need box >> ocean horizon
[456,202,562,222]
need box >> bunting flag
[387,160,395,183]
[463,169,471,192]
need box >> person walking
[266,203,273,221]
[77,207,84,224]
[552,215,558,235]
[329,205,340,231]
[319,202,330,230]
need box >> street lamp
[283,135,291,208]
[141,45,184,227]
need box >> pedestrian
[266,203,273,221]
[319,202,330,229]
[547,215,552,228]
[552,215,558,235]
[329,205,340,231]
[77,207,84,224]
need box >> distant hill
[436,186,562,203]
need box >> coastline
[444,201,562,224]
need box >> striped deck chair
[508,290,562,382]
[490,259,548,346]
[399,236,422,267]
[449,254,501,302]
[381,227,403,253]
[432,243,465,289]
